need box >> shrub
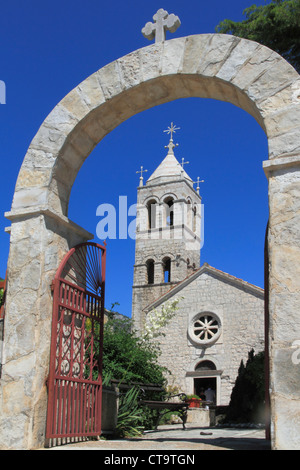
[225,349,265,424]
[102,316,167,385]
[102,299,182,435]
[115,386,145,438]
[102,316,167,434]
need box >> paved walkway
[44,425,271,451]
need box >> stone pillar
[0,209,92,450]
[264,156,300,450]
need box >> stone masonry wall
[150,270,264,405]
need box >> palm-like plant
[115,387,144,437]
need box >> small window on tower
[163,257,171,283]
[193,206,197,232]
[187,200,192,228]
[164,197,174,226]
[146,259,154,284]
[147,200,157,229]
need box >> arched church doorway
[193,360,218,404]
[194,378,216,402]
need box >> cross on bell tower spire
[181,158,189,169]
[136,166,148,187]
[194,176,204,194]
[142,8,181,43]
[164,122,180,155]
[180,158,189,177]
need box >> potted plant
[186,394,202,408]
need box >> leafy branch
[216,0,300,73]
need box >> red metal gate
[46,242,106,443]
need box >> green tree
[102,315,168,385]
[102,299,181,436]
[216,0,300,73]
[101,316,167,436]
[226,349,266,424]
[102,298,181,385]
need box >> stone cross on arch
[142,8,181,43]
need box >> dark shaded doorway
[194,377,216,403]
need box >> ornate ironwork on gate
[46,242,106,443]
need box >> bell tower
[132,124,203,330]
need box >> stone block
[80,113,108,143]
[258,78,300,117]
[268,128,300,159]
[43,102,79,134]
[181,34,211,74]
[44,244,59,272]
[15,168,52,190]
[217,38,259,83]
[1,379,32,416]
[232,45,277,92]
[139,42,163,82]
[12,187,48,210]
[186,408,210,426]
[89,98,130,134]
[271,293,300,345]
[57,143,83,174]
[118,50,142,90]
[273,398,300,450]
[78,71,106,111]
[30,124,68,154]
[157,75,190,101]
[4,314,36,361]
[68,125,97,157]
[3,290,37,328]
[162,37,186,75]
[197,34,239,77]
[133,77,171,108]
[2,353,36,382]
[0,410,29,450]
[247,55,297,104]
[180,75,211,100]
[272,347,300,398]
[22,148,56,170]
[97,61,123,100]
[23,258,41,290]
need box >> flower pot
[187,398,202,408]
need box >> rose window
[189,312,221,345]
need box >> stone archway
[1,34,300,450]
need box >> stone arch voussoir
[10,34,300,219]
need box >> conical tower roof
[146,126,193,186]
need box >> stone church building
[132,127,265,406]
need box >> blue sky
[0,0,270,316]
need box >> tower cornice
[137,178,202,200]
